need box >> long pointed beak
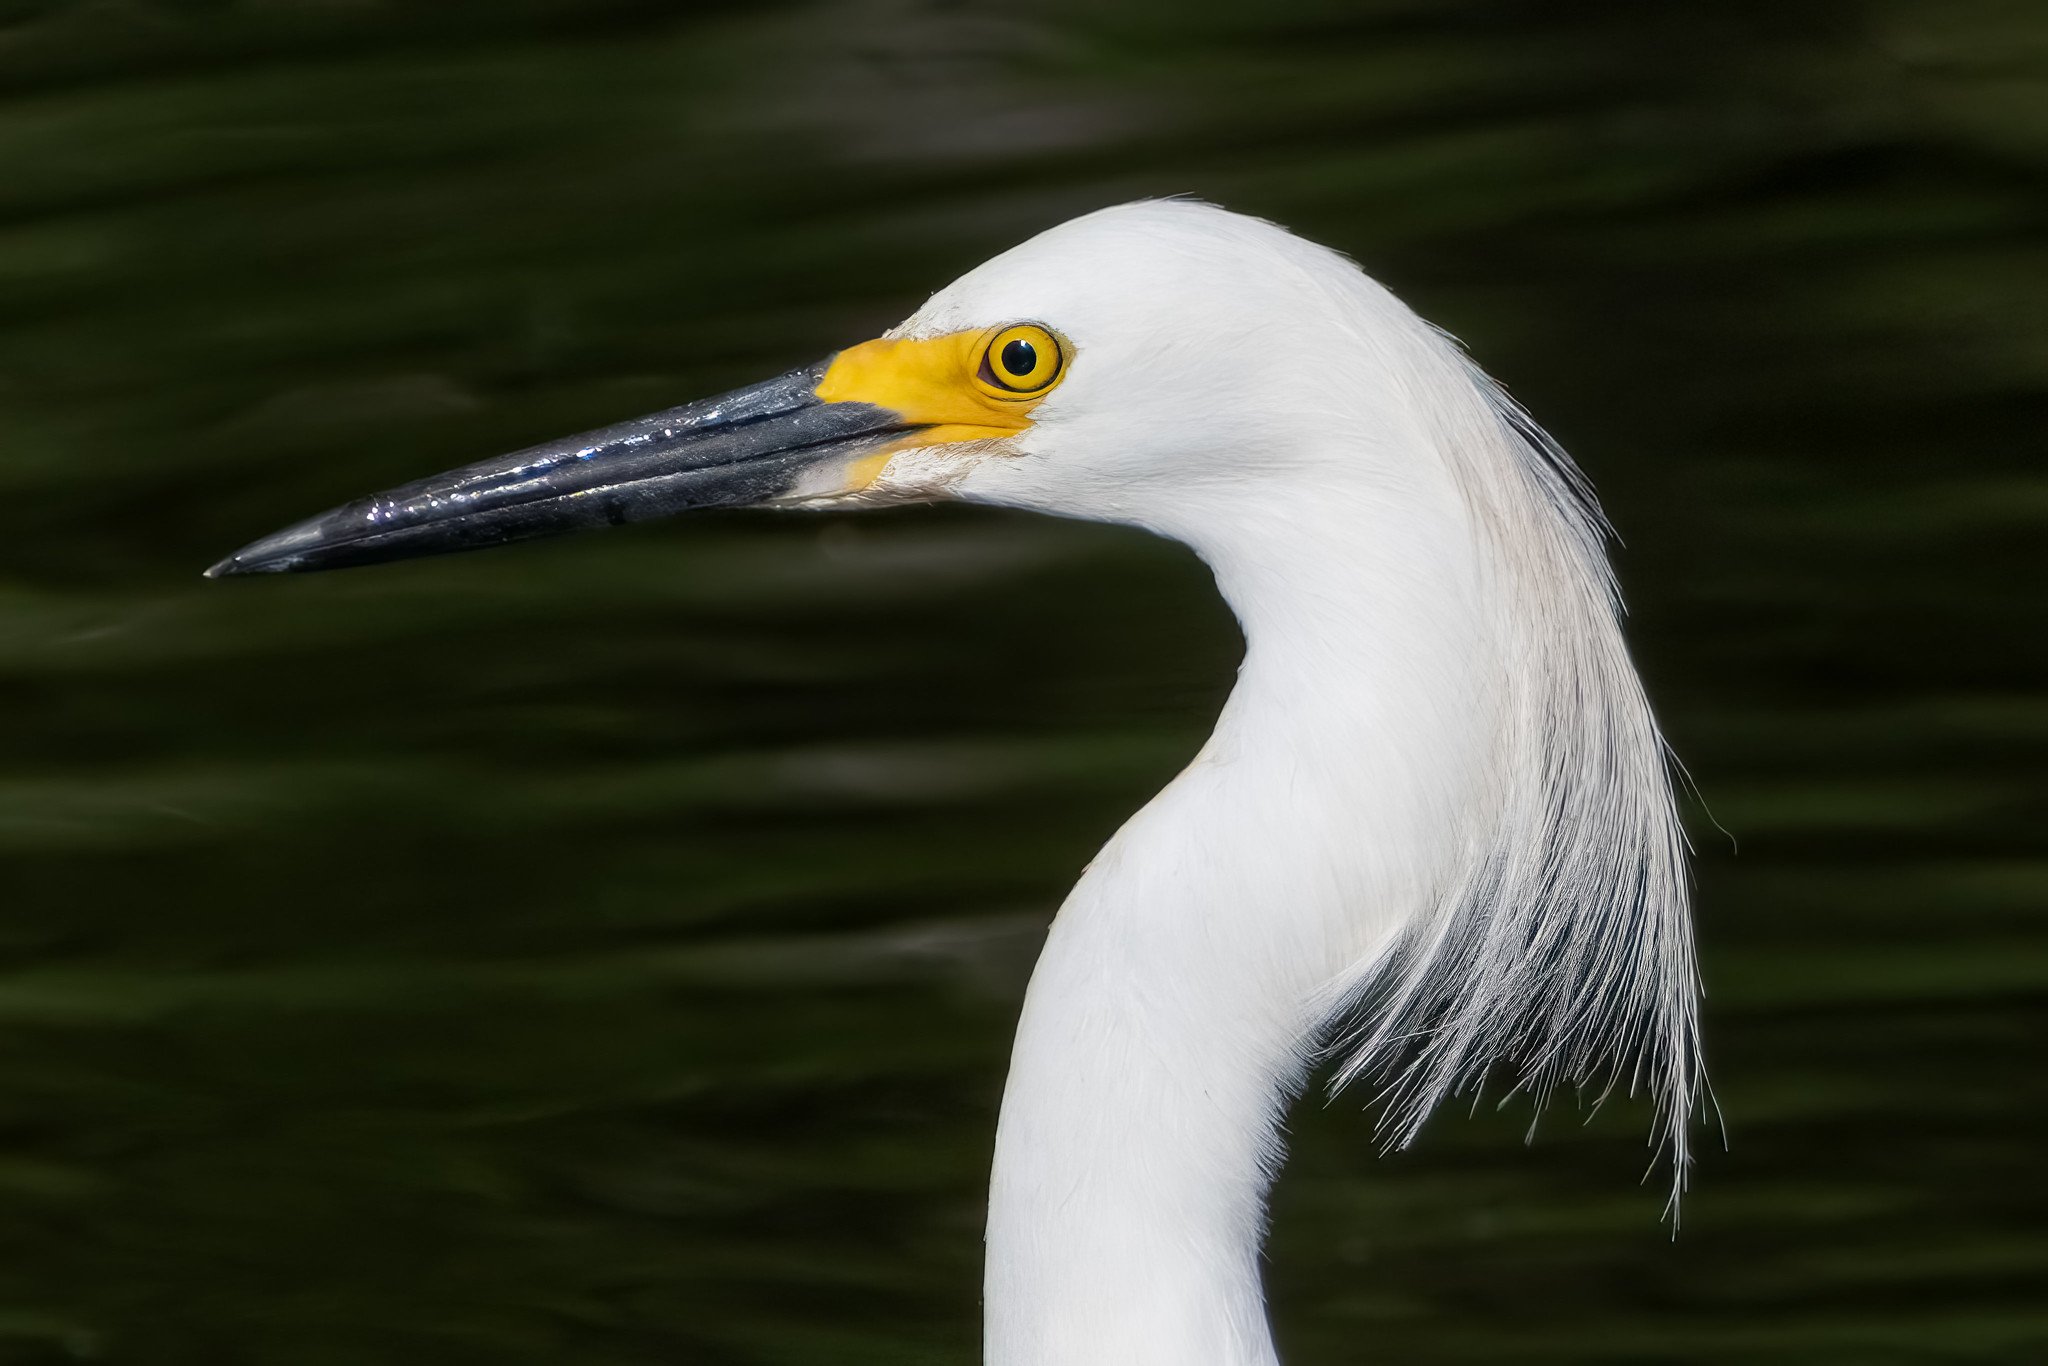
[205,360,908,577]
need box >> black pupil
[1000,338,1038,380]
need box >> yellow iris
[976,324,1065,398]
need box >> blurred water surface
[2,2,2044,1362]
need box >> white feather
[870,200,1704,1366]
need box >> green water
[3,2,2044,1362]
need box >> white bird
[209,200,1706,1366]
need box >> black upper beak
[205,360,908,577]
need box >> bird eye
[976,323,1065,398]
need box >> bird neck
[985,479,1497,1366]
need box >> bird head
[204,200,1708,1214]
[205,201,1413,577]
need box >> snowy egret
[209,201,1705,1366]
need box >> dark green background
[3,1,2043,1362]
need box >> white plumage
[862,202,1704,1366]
[209,198,1706,1366]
